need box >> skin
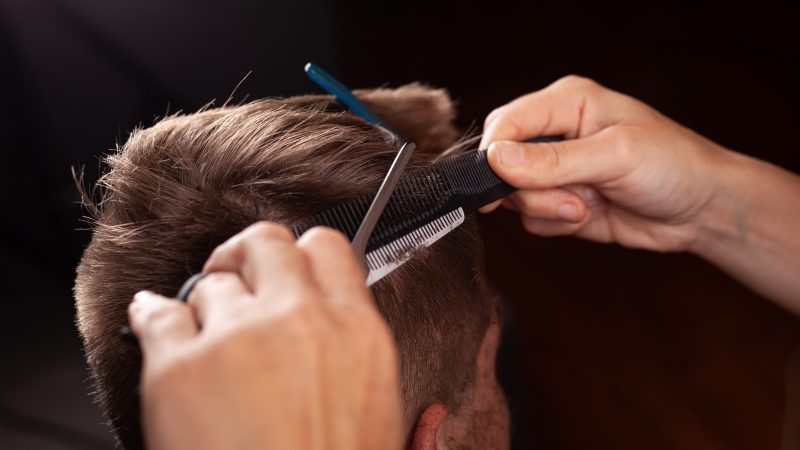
[480,75,800,313]
[131,75,800,448]
[128,223,402,450]
[440,316,510,450]
[409,316,509,450]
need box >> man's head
[74,85,509,449]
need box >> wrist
[687,145,800,308]
[687,145,752,259]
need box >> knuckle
[141,301,183,326]
[206,237,243,270]
[484,106,507,127]
[484,109,523,144]
[557,74,598,92]
[304,226,349,248]
[535,142,563,185]
[246,221,294,242]
[287,246,314,275]
[558,74,585,84]
[485,120,522,149]
[209,223,296,270]
[185,274,214,306]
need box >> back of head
[74,85,494,449]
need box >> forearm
[692,147,800,313]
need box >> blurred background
[0,0,798,448]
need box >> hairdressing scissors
[305,63,415,274]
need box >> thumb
[486,130,629,189]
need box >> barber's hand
[480,75,729,253]
[128,223,403,450]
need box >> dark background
[0,0,798,449]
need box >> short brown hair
[74,85,493,449]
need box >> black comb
[292,136,562,284]
[292,149,507,251]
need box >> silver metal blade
[365,208,465,286]
[352,141,416,272]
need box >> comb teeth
[365,208,465,285]
[438,150,499,195]
[292,150,513,253]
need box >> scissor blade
[351,141,416,270]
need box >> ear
[355,84,459,154]
[410,403,449,450]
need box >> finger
[481,181,602,216]
[203,222,318,301]
[508,188,588,223]
[296,227,371,312]
[478,199,503,213]
[129,290,198,361]
[486,127,635,189]
[186,272,253,330]
[480,75,620,149]
[501,197,520,212]
[520,216,585,237]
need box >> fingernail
[133,290,155,302]
[557,203,580,222]
[497,143,525,167]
